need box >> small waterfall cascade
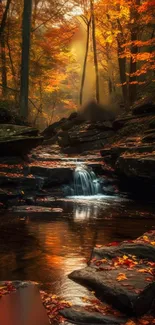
[73,165,101,196]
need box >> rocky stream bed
[0,99,155,324]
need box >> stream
[0,195,155,305]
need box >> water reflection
[0,197,154,302]
[73,203,99,222]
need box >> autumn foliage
[0,0,154,126]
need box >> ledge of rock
[116,154,155,180]
[60,306,127,324]
[69,231,155,317]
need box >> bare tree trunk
[0,0,11,40]
[118,49,129,109]
[1,34,7,97]
[129,0,140,106]
[90,0,100,103]
[20,0,32,118]
[80,18,91,106]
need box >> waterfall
[73,165,101,196]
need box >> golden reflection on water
[0,200,154,300]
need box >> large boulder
[30,166,73,185]
[132,99,155,116]
[60,307,126,324]
[0,124,39,137]
[0,136,43,156]
[69,232,155,317]
[0,124,42,156]
[116,154,155,180]
[41,118,67,139]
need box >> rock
[0,174,45,189]
[69,266,155,316]
[113,116,133,131]
[61,120,77,131]
[60,307,126,324]
[41,118,67,139]
[93,243,155,262]
[144,129,155,134]
[0,124,39,137]
[69,232,155,317]
[69,130,114,145]
[11,205,63,214]
[68,112,78,120]
[57,131,70,147]
[94,121,113,131]
[63,138,112,154]
[149,117,155,129]
[132,100,155,116]
[116,154,155,180]
[30,166,73,185]
[142,133,155,143]
[0,136,43,156]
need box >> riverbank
[0,231,154,325]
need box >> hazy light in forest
[70,21,95,104]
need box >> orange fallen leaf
[116,273,127,281]
[125,320,136,325]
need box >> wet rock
[69,266,155,316]
[69,231,155,317]
[63,139,110,154]
[11,205,63,214]
[116,154,155,179]
[30,166,73,185]
[60,307,126,324]
[93,242,155,262]
[0,174,45,190]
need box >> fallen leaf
[116,273,127,281]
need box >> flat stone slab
[0,285,50,325]
[60,306,126,324]
[30,166,73,185]
[69,231,155,317]
[69,266,155,316]
[11,205,63,214]
[93,242,155,262]
[116,154,155,179]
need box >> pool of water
[0,195,155,304]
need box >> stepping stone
[60,306,126,324]
[0,285,50,325]
[69,232,155,317]
[69,265,155,317]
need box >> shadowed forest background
[0,0,154,129]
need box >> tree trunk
[20,0,32,118]
[1,33,7,97]
[90,0,100,103]
[0,0,11,40]
[80,18,91,106]
[129,0,140,106]
[118,56,128,106]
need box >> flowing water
[73,165,101,196]
[0,195,155,305]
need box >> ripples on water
[0,195,155,304]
